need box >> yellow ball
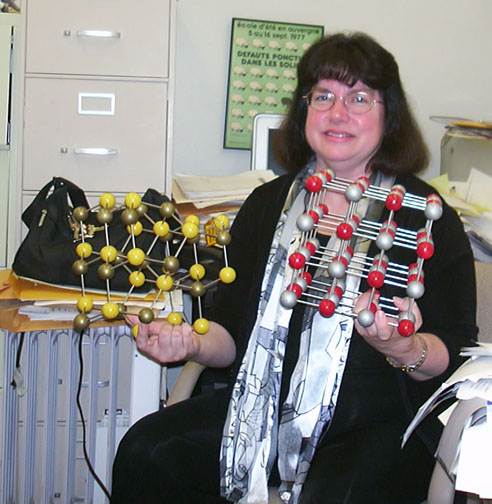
[99,245,117,262]
[101,302,119,320]
[213,214,230,230]
[77,295,93,313]
[182,222,199,239]
[129,271,145,287]
[124,192,141,209]
[167,312,182,325]
[184,214,200,226]
[219,266,236,284]
[99,192,115,209]
[189,263,205,280]
[153,220,170,237]
[75,242,93,259]
[127,221,143,236]
[127,248,146,266]
[193,318,209,335]
[156,274,173,291]
[131,324,139,339]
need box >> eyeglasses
[303,89,383,114]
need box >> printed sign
[224,18,324,150]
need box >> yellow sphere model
[193,318,209,334]
[99,245,117,262]
[124,192,141,209]
[77,295,94,313]
[189,263,206,280]
[156,274,173,291]
[127,248,146,266]
[213,214,229,230]
[99,192,116,209]
[127,221,143,236]
[181,222,199,239]
[101,302,119,319]
[129,271,145,287]
[184,214,200,226]
[131,324,139,339]
[75,242,93,259]
[153,220,170,237]
[167,312,182,325]
[219,266,236,284]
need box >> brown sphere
[138,307,155,324]
[73,313,90,332]
[120,208,139,225]
[159,201,175,218]
[216,230,231,246]
[97,263,115,280]
[72,259,88,276]
[159,231,174,242]
[136,203,148,217]
[190,280,205,298]
[73,206,89,222]
[187,234,200,245]
[96,207,113,224]
[163,255,180,273]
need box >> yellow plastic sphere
[129,271,145,287]
[127,248,146,266]
[153,220,170,237]
[189,263,205,280]
[193,318,209,335]
[99,245,117,262]
[184,214,200,226]
[99,192,115,209]
[75,242,93,259]
[124,192,142,209]
[131,324,139,339]
[127,221,143,236]
[167,312,182,325]
[182,222,199,239]
[219,266,236,284]
[101,301,120,320]
[156,274,173,291]
[213,214,230,230]
[76,295,93,313]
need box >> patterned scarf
[220,166,391,504]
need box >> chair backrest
[475,260,492,343]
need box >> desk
[1,316,162,503]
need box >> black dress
[111,172,477,504]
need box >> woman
[111,32,477,504]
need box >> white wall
[172,0,492,180]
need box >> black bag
[12,177,177,292]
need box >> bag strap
[21,177,89,229]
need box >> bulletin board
[224,18,323,150]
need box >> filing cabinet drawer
[23,77,168,193]
[25,0,170,78]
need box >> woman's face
[304,78,385,179]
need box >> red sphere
[336,222,354,240]
[304,241,316,255]
[385,193,403,211]
[287,283,303,297]
[317,203,328,215]
[368,270,384,288]
[305,175,323,193]
[288,252,306,269]
[307,209,320,224]
[398,319,415,337]
[416,241,434,259]
[301,271,312,284]
[319,298,336,317]
[331,284,344,298]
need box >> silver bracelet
[385,334,428,373]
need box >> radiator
[0,325,162,504]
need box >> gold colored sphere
[136,203,147,217]
[73,313,90,332]
[96,207,113,224]
[121,208,139,225]
[216,230,231,246]
[138,308,155,324]
[163,256,180,273]
[72,259,88,276]
[73,206,89,222]
[97,263,115,280]
[190,280,205,298]
[159,201,175,218]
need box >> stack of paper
[403,343,492,498]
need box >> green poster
[224,18,324,150]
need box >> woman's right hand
[127,314,201,365]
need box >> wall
[172,0,492,180]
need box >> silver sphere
[345,184,363,202]
[425,202,443,221]
[376,231,394,251]
[407,280,425,299]
[328,260,346,279]
[280,290,298,309]
[357,309,375,327]
[296,277,308,292]
[296,213,314,232]
[298,246,311,261]
[398,310,415,323]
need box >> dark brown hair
[273,32,428,175]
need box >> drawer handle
[76,29,122,39]
[72,147,118,156]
